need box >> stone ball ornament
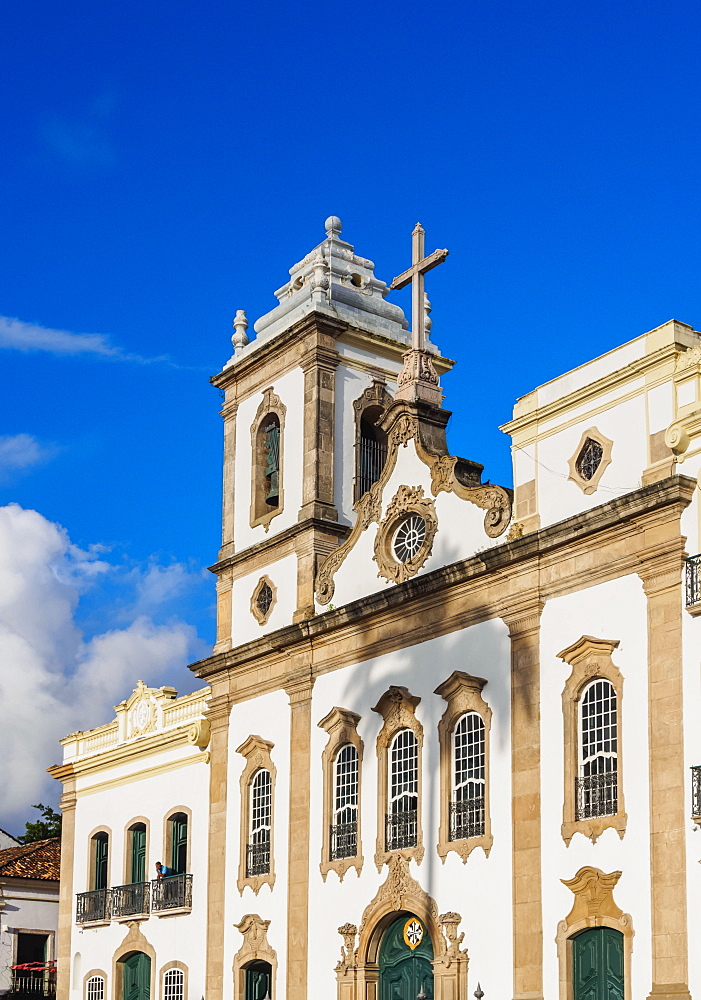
[325,216,343,237]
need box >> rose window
[392,515,426,563]
[576,438,604,481]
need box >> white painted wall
[231,553,298,643]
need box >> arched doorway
[572,927,623,1000]
[379,914,433,1000]
[122,952,151,1000]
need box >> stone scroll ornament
[315,414,512,605]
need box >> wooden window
[576,680,618,820]
[236,736,276,893]
[163,968,184,1000]
[92,832,109,890]
[318,707,364,881]
[129,823,146,883]
[85,975,105,1000]
[451,712,486,840]
[247,770,272,877]
[169,813,188,874]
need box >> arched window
[92,832,109,890]
[356,406,388,500]
[450,712,485,840]
[129,823,147,883]
[163,968,184,1000]
[169,813,188,874]
[250,389,286,528]
[330,744,358,860]
[577,679,618,820]
[261,415,281,509]
[85,975,104,1000]
[387,729,418,851]
[247,769,271,877]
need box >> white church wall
[69,746,209,998]
[307,617,513,998]
[233,367,305,551]
[230,552,298,641]
[226,688,290,997]
[539,576,651,1000]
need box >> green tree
[19,804,62,843]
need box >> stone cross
[391,223,449,351]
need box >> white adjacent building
[53,218,701,1000]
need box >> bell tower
[209,217,453,651]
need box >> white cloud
[0,434,57,482]
[0,504,205,833]
[0,316,170,365]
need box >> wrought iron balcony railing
[246,839,271,877]
[152,873,193,912]
[692,766,701,819]
[110,881,150,919]
[330,821,358,860]
[575,770,618,820]
[76,888,109,924]
[449,796,485,840]
[386,809,418,851]
[686,554,701,607]
[10,965,56,997]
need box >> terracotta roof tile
[0,838,60,880]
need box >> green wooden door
[379,915,433,1000]
[130,825,146,883]
[94,833,109,890]
[123,952,150,1000]
[244,960,272,1000]
[573,927,624,1000]
[171,814,188,874]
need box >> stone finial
[325,215,342,238]
[232,310,249,354]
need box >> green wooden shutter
[94,834,108,890]
[131,826,146,884]
[171,815,188,874]
[123,952,150,1000]
[244,961,271,1000]
[573,927,624,1000]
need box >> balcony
[330,821,357,860]
[152,873,193,914]
[685,555,701,614]
[386,809,418,851]
[692,766,701,820]
[246,840,270,877]
[110,882,150,920]
[10,964,56,998]
[575,771,618,821]
[76,888,109,925]
[449,796,485,841]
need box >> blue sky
[1,0,700,830]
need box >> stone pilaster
[299,343,339,524]
[284,669,315,1000]
[502,601,544,1000]
[204,691,232,1000]
[640,547,691,1000]
[54,774,76,1000]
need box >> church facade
[52,218,701,1000]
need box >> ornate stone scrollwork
[233,914,278,998]
[373,485,438,585]
[336,923,358,972]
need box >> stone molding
[236,736,276,895]
[373,485,438,584]
[250,574,277,626]
[434,672,493,863]
[318,707,364,882]
[233,914,278,1000]
[559,637,627,845]
[111,922,156,1000]
[249,387,286,531]
[315,402,512,604]
[335,855,469,1000]
[567,427,614,495]
[557,867,633,1000]
[372,687,424,870]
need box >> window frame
[435,671,493,863]
[372,686,424,869]
[236,735,276,894]
[249,388,287,530]
[163,807,192,876]
[83,970,107,1000]
[122,817,150,886]
[159,962,188,1000]
[559,636,627,845]
[567,427,613,495]
[319,707,364,881]
[86,826,112,893]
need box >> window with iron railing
[330,743,358,859]
[686,554,701,607]
[576,679,618,821]
[355,418,387,501]
[450,712,486,840]
[386,729,418,851]
[247,769,271,877]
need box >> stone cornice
[210,516,351,575]
[190,476,696,697]
[47,725,203,782]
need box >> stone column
[299,343,339,523]
[502,602,544,1000]
[284,669,315,1000]
[640,547,691,1000]
[55,774,76,1000]
[204,691,232,1000]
